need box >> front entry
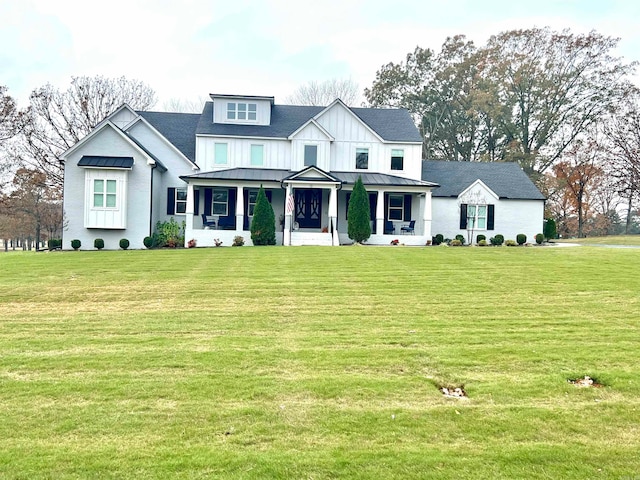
[295,189,322,228]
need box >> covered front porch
[180,167,436,247]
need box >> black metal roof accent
[78,156,134,168]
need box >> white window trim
[212,189,229,216]
[226,102,258,122]
[467,204,488,230]
[388,194,404,221]
[84,169,127,229]
[304,144,318,167]
[250,144,264,166]
[92,179,118,209]
[175,188,187,215]
[355,147,369,170]
[390,149,404,171]
[214,143,228,165]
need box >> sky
[2,0,640,110]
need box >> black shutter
[228,188,237,228]
[345,193,351,219]
[167,188,175,215]
[404,194,412,221]
[384,193,389,221]
[243,189,249,230]
[194,190,200,216]
[369,193,377,221]
[204,188,212,216]
[487,204,495,230]
[460,204,468,229]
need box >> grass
[555,234,640,246]
[1,245,639,479]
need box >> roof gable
[61,121,153,162]
[288,118,334,141]
[283,165,341,183]
[314,99,384,143]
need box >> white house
[61,93,544,249]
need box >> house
[422,160,546,242]
[61,93,544,249]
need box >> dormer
[209,94,274,126]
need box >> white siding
[110,108,138,129]
[211,97,272,125]
[196,136,292,171]
[290,122,331,171]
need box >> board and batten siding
[211,97,272,126]
[196,136,292,171]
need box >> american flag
[286,194,294,214]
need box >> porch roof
[78,156,134,169]
[333,171,438,188]
[181,167,291,182]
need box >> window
[214,143,228,165]
[227,102,257,121]
[467,205,487,229]
[250,144,264,166]
[356,148,369,169]
[304,145,317,167]
[175,188,187,214]
[248,190,258,216]
[212,189,228,216]
[388,194,404,220]
[391,149,404,171]
[93,179,117,208]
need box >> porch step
[290,232,333,246]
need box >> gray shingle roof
[137,111,200,162]
[422,160,545,200]
[78,156,134,168]
[195,102,422,142]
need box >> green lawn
[1,246,639,479]
[555,234,640,245]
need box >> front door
[295,189,322,228]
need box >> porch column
[185,183,195,231]
[422,190,432,238]
[376,190,385,234]
[284,184,293,246]
[328,184,338,246]
[236,186,244,231]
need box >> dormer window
[227,102,257,121]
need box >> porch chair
[201,214,216,229]
[401,220,416,235]
[384,220,395,234]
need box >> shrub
[490,234,504,246]
[535,233,544,245]
[450,239,462,246]
[71,239,81,250]
[476,234,486,244]
[544,218,557,241]
[478,239,488,246]
[187,238,197,248]
[94,238,105,250]
[232,235,244,247]
[250,186,276,245]
[516,233,527,245]
[48,239,62,250]
[347,176,371,243]
[119,238,130,250]
[505,239,517,246]
[154,218,185,248]
[434,234,444,245]
[143,236,153,249]
[455,234,465,245]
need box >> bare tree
[11,76,156,189]
[161,96,207,113]
[286,78,361,106]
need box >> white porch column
[376,190,385,234]
[236,186,244,231]
[185,183,195,231]
[284,184,292,246]
[422,190,432,239]
[328,184,339,246]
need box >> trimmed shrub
[48,239,62,250]
[232,235,244,247]
[516,233,527,245]
[71,239,81,250]
[250,186,276,245]
[347,176,371,243]
[455,234,465,245]
[94,238,105,250]
[478,239,488,246]
[476,234,486,244]
[119,238,130,250]
[544,218,557,241]
[432,234,444,246]
[505,239,517,246]
[490,234,504,246]
[143,236,153,249]
[535,233,544,245]
[450,239,462,246]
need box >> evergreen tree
[347,176,371,243]
[544,218,557,240]
[250,186,276,245]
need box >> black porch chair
[401,220,416,234]
[201,214,216,229]
[384,220,395,234]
